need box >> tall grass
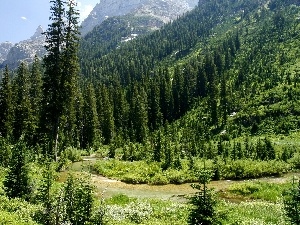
[227,181,291,202]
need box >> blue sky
[0,0,99,43]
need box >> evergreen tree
[148,79,163,130]
[264,137,276,160]
[74,86,84,148]
[13,62,33,142]
[41,0,67,159]
[0,65,14,140]
[197,64,207,98]
[113,82,129,133]
[220,72,228,125]
[172,65,184,119]
[129,84,148,143]
[188,167,218,225]
[29,56,43,143]
[159,68,173,122]
[60,0,81,147]
[153,129,163,162]
[41,0,80,159]
[0,137,11,167]
[3,141,30,200]
[36,162,57,225]
[99,85,115,144]
[204,55,218,125]
[82,83,100,149]
[284,179,300,224]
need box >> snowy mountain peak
[80,0,198,36]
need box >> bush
[283,179,300,224]
[165,169,187,184]
[149,173,169,185]
[288,153,300,169]
[220,159,290,179]
[93,158,291,185]
[62,147,83,162]
[121,173,148,184]
[0,195,43,224]
[228,181,290,202]
[0,210,39,225]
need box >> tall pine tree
[13,62,33,142]
[0,65,14,140]
[60,0,80,147]
[41,0,80,159]
[4,141,30,200]
[29,56,43,143]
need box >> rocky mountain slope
[0,26,46,69]
[80,0,198,36]
[0,42,13,64]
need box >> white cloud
[21,16,27,20]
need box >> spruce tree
[36,162,57,225]
[41,0,66,158]
[13,62,33,142]
[3,141,30,200]
[172,65,184,119]
[129,83,148,143]
[41,0,80,159]
[188,167,218,225]
[284,178,300,224]
[148,79,163,130]
[220,72,228,126]
[82,83,100,149]
[60,0,80,147]
[159,68,173,122]
[113,82,129,133]
[99,85,115,144]
[29,56,43,143]
[0,65,14,140]
[204,54,219,125]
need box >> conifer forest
[0,0,300,224]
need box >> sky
[0,0,99,43]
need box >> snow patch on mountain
[80,0,198,36]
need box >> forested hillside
[77,0,300,153]
[0,0,300,224]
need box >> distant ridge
[80,0,198,36]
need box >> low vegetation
[1,0,300,223]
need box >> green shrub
[121,173,148,184]
[106,194,132,205]
[165,169,188,184]
[62,146,83,162]
[0,195,43,224]
[283,179,300,224]
[288,153,300,169]
[228,181,290,202]
[0,210,39,225]
[149,173,169,185]
[221,159,290,180]
[93,158,291,185]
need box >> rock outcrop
[80,0,198,36]
[0,42,13,64]
[1,26,46,69]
